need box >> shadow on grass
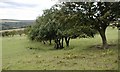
[88,44,117,49]
[49,46,75,51]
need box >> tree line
[27,2,119,49]
[0,29,28,37]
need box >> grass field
[1,27,119,70]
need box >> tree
[28,4,98,49]
[12,30,17,36]
[28,8,59,46]
[2,31,9,37]
[62,2,120,49]
[17,30,24,36]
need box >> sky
[0,0,58,20]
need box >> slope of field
[2,27,118,70]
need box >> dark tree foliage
[62,2,120,49]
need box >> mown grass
[2,27,119,70]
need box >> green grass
[2,27,118,70]
[0,34,2,71]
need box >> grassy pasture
[1,27,119,70]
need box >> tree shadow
[89,44,117,50]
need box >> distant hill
[0,19,35,30]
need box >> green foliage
[61,2,119,49]
[9,30,16,36]
[2,31,9,37]
[29,2,119,49]
[17,30,22,35]
[1,29,27,37]
[28,4,97,49]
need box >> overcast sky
[0,0,58,20]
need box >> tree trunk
[61,37,64,48]
[65,37,70,47]
[54,38,63,49]
[43,41,46,44]
[58,39,61,48]
[49,39,52,45]
[99,28,108,49]
[54,39,59,49]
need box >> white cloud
[0,0,58,20]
